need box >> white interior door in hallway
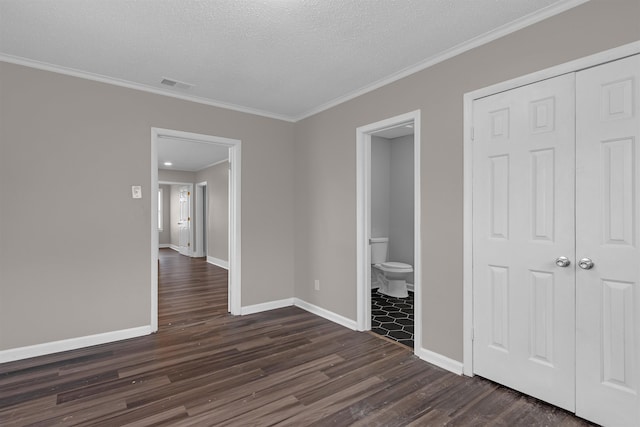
[178,186,191,256]
[472,54,639,427]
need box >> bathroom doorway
[356,110,422,352]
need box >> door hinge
[188,191,191,196]
[188,217,191,221]
[188,242,191,247]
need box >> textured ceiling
[158,137,229,172]
[0,0,582,121]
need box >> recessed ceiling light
[164,162,173,166]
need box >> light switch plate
[131,186,142,199]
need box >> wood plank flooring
[0,249,596,426]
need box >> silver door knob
[555,256,571,267]
[578,258,594,270]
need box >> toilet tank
[370,237,389,264]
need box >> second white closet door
[575,53,640,427]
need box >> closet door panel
[576,53,640,427]
[472,73,576,411]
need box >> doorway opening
[356,110,422,352]
[151,128,242,332]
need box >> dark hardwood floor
[0,248,595,426]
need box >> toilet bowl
[370,237,413,298]
[373,261,413,298]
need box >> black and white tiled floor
[371,289,414,348]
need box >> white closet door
[472,73,576,410]
[575,54,640,427]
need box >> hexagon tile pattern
[371,289,414,348]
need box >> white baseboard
[159,243,171,249]
[169,244,180,252]
[206,256,229,270]
[0,326,152,364]
[293,298,358,331]
[238,297,357,332]
[415,347,464,375]
[241,298,294,315]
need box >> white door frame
[463,41,640,376]
[356,110,422,353]
[195,181,207,258]
[151,127,242,332]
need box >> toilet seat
[375,262,413,273]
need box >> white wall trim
[151,131,159,332]
[0,326,151,364]
[158,180,194,186]
[169,244,180,252]
[159,243,171,249]
[415,347,464,376]
[238,298,358,332]
[356,110,422,354]
[194,181,207,258]
[294,0,588,121]
[206,256,229,270]
[227,138,242,315]
[183,182,195,258]
[0,54,294,123]
[462,41,640,377]
[197,158,229,172]
[294,298,358,331]
[240,298,294,315]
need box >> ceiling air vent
[160,77,194,90]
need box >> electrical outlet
[314,279,320,291]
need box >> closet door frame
[463,40,640,377]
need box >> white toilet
[371,237,413,298]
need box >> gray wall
[1,0,638,359]
[0,63,295,350]
[371,134,414,264]
[371,136,391,239]
[196,161,229,261]
[158,169,197,184]
[388,135,414,265]
[158,184,171,245]
[293,1,640,362]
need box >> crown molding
[0,53,296,123]
[0,0,588,124]
[293,0,589,121]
